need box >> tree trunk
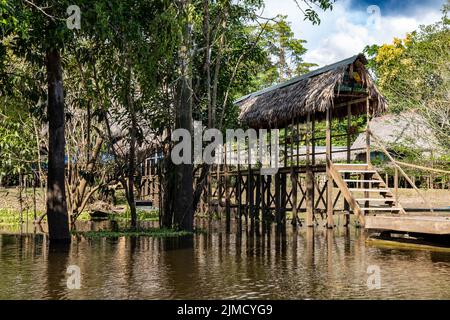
[172,0,194,231]
[127,62,138,230]
[46,48,71,242]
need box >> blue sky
[350,0,442,15]
[262,0,445,67]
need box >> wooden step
[344,180,382,183]
[359,207,403,211]
[349,188,390,193]
[356,198,395,202]
[334,163,368,165]
[338,170,377,174]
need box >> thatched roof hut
[237,54,387,129]
[352,112,443,157]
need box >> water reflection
[0,220,449,299]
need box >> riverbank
[1,187,448,224]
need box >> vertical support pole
[394,167,399,207]
[248,142,254,222]
[237,163,241,220]
[365,96,371,210]
[266,175,272,222]
[255,173,261,221]
[224,143,231,227]
[261,174,267,223]
[366,97,371,165]
[281,126,288,224]
[291,118,298,226]
[306,112,314,227]
[275,170,281,224]
[311,113,316,214]
[344,102,351,226]
[326,107,334,229]
[275,125,281,224]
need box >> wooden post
[364,96,371,210]
[255,173,261,221]
[275,172,281,224]
[237,160,242,220]
[326,107,334,229]
[280,126,288,224]
[306,112,314,227]
[248,145,254,222]
[346,102,352,163]
[311,113,316,214]
[312,113,316,166]
[366,97,371,165]
[224,143,231,226]
[394,167,399,207]
[266,175,272,222]
[344,102,351,226]
[291,119,298,226]
[261,175,267,222]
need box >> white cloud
[262,0,443,68]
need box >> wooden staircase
[328,161,406,225]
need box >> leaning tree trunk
[46,48,71,242]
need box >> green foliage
[365,3,450,151]
[0,208,40,224]
[0,114,36,177]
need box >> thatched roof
[237,54,387,129]
[352,112,443,155]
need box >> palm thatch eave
[237,54,387,129]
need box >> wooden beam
[326,107,334,229]
[306,112,314,227]
[365,215,450,235]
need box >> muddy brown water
[0,219,449,300]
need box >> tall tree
[365,2,450,150]
[1,1,74,241]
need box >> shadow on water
[0,218,450,299]
[46,242,71,300]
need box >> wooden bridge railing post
[365,96,371,211]
[306,113,314,227]
[326,107,334,229]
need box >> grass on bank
[0,208,42,225]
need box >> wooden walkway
[365,215,450,235]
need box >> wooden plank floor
[365,215,450,235]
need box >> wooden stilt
[365,96,371,210]
[311,113,316,214]
[225,144,231,226]
[290,119,298,226]
[326,107,334,229]
[394,167,399,207]
[306,112,314,227]
[237,163,241,220]
[344,102,351,226]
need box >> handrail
[327,159,365,226]
[368,130,434,213]
[394,160,450,175]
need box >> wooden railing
[327,159,365,225]
[368,130,435,213]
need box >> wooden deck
[365,215,450,235]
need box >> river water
[0,220,449,300]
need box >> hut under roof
[352,112,443,157]
[237,54,387,129]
